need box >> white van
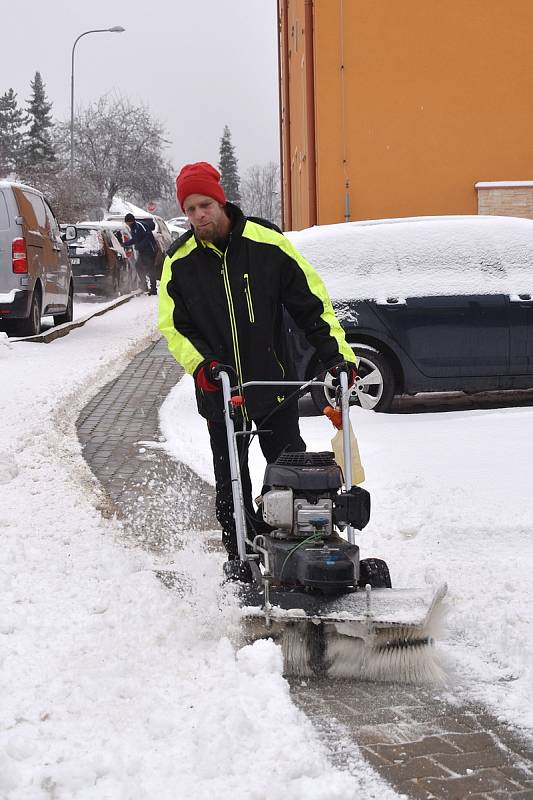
[0,180,75,336]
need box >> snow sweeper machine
[217,367,447,682]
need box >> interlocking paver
[417,768,522,799]
[77,337,217,550]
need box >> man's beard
[195,220,218,242]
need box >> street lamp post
[70,26,125,178]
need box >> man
[159,161,357,581]
[123,213,159,295]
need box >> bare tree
[241,161,281,226]
[66,95,174,210]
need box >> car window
[72,228,103,254]
[43,200,60,237]
[0,191,9,230]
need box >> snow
[286,215,533,301]
[475,180,533,187]
[107,196,155,219]
[71,228,103,256]
[0,299,388,799]
[161,375,533,735]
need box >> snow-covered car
[286,215,533,412]
[66,224,134,297]
[79,219,136,267]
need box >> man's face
[183,194,229,242]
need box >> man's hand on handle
[195,361,238,392]
[327,361,357,389]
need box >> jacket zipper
[243,273,255,323]
[210,240,249,420]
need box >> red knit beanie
[176,162,227,210]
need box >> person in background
[158,162,357,581]
[123,213,159,295]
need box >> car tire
[54,282,74,326]
[17,287,42,337]
[358,558,392,589]
[309,345,395,413]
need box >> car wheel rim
[323,354,384,411]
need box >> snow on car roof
[286,215,533,300]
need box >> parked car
[166,221,188,240]
[65,224,135,297]
[104,212,173,253]
[78,219,137,270]
[0,180,75,336]
[285,215,533,412]
[166,215,189,240]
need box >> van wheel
[17,289,42,337]
[54,283,74,326]
[309,345,395,413]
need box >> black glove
[328,361,357,388]
[195,361,221,392]
[207,362,239,383]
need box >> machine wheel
[54,282,74,326]
[358,558,392,589]
[17,287,42,337]
[310,344,395,413]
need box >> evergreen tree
[218,125,241,204]
[23,71,56,169]
[0,89,25,177]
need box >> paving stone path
[77,337,533,799]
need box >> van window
[23,192,47,229]
[0,191,9,230]
[44,200,60,237]
[14,188,46,232]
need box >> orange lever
[231,395,245,407]
[323,405,342,430]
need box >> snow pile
[0,299,373,799]
[162,376,533,733]
[286,215,533,301]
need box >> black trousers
[136,253,157,293]
[207,400,306,557]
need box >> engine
[261,451,370,539]
[258,452,371,593]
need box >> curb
[11,291,143,345]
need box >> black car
[66,224,134,297]
[286,215,533,412]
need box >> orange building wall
[280,0,533,228]
[278,0,315,231]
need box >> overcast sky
[0,0,280,178]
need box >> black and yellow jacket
[158,203,355,419]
